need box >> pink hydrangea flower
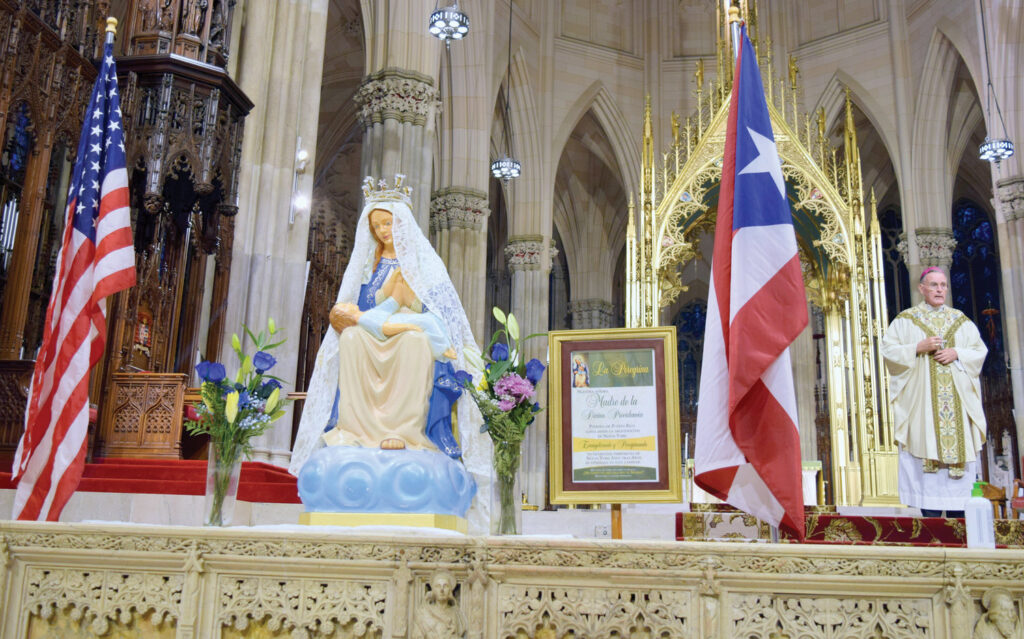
[494,373,535,404]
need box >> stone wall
[1,522,1023,638]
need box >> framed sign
[548,327,681,504]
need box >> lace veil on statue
[289,176,493,532]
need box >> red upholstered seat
[1012,478,1024,519]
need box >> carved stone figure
[974,588,1023,639]
[411,571,466,639]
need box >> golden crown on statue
[362,174,412,207]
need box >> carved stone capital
[569,298,615,329]
[995,176,1024,221]
[505,236,557,272]
[913,227,957,267]
[355,69,439,127]
[430,187,489,232]
[896,231,909,265]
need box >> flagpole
[728,3,741,61]
[106,16,117,44]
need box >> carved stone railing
[96,372,186,458]
[1,522,1023,638]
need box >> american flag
[11,38,135,521]
[694,25,808,539]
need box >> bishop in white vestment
[881,268,988,513]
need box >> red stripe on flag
[727,255,807,411]
[695,466,737,503]
[713,50,742,353]
[731,379,805,538]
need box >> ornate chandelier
[977,0,1014,164]
[428,3,469,44]
[491,5,520,183]
[490,156,521,181]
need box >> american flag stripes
[11,38,135,520]
[694,25,808,539]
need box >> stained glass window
[951,199,1003,372]
[673,300,706,413]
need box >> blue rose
[491,342,509,362]
[525,358,546,384]
[531,402,541,413]
[454,369,473,388]
[253,351,276,373]
[196,360,226,383]
[256,378,281,399]
[237,389,250,408]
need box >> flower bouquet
[185,319,291,526]
[461,307,545,534]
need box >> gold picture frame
[548,327,682,504]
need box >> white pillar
[224,0,329,467]
[506,236,554,507]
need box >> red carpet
[0,457,300,503]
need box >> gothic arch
[552,80,640,197]
[911,28,972,228]
[503,48,544,235]
[815,72,899,181]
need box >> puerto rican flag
[694,25,808,539]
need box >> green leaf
[492,306,507,325]
[488,359,513,382]
[507,313,520,340]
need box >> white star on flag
[737,126,786,198]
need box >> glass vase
[493,439,522,535]
[204,443,242,526]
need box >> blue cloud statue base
[297,446,477,532]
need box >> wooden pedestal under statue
[97,372,187,459]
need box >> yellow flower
[231,333,242,353]
[225,391,239,424]
[236,355,252,384]
[268,318,277,335]
[265,387,280,414]
[478,378,489,391]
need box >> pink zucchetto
[919,266,944,282]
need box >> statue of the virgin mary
[290,176,491,532]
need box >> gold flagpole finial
[728,3,741,24]
[105,17,118,35]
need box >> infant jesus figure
[325,269,458,451]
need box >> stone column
[356,69,439,230]
[506,236,554,507]
[356,1,442,231]
[994,177,1024,468]
[430,187,489,339]
[222,0,329,466]
[569,299,614,329]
